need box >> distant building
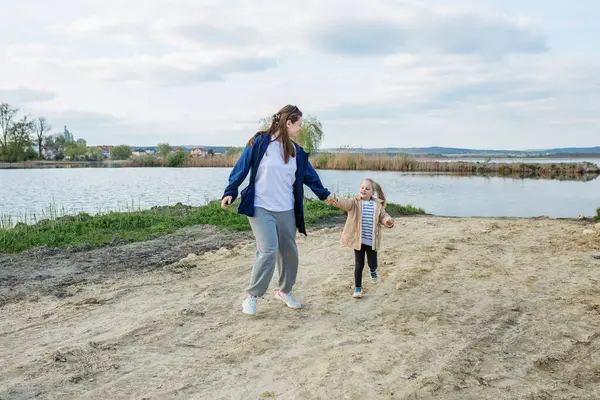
[190,147,207,157]
[42,147,56,160]
[63,125,74,142]
[97,145,113,159]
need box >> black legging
[354,243,378,288]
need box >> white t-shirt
[254,136,297,212]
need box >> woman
[221,104,335,315]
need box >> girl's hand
[325,194,338,206]
[221,196,233,209]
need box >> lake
[1,167,598,224]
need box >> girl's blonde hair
[363,178,387,208]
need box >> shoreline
[2,157,599,179]
[3,153,598,168]
[0,159,124,169]
[0,200,425,254]
[3,199,598,255]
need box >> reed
[309,153,600,178]
[127,155,240,168]
[187,156,240,167]
[9,153,598,180]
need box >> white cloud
[50,16,148,46]
[308,13,546,58]
[65,52,278,85]
[0,87,56,104]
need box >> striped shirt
[361,200,375,247]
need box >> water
[1,167,598,224]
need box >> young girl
[330,178,394,298]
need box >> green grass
[595,207,600,222]
[386,202,426,215]
[0,201,245,254]
[0,199,425,254]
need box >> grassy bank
[0,199,425,254]
[595,208,600,222]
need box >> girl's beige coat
[335,196,393,251]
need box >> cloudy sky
[1,0,598,149]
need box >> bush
[595,207,600,222]
[167,150,189,167]
[86,146,105,161]
[110,145,133,160]
[24,147,38,160]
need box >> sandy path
[1,217,599,399]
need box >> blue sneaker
[371,271,379,283]
[353,287,363,298]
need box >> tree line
[0,102,134,162]
[0,102,51,162]
[1,101,324,163]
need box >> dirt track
[1,217,599,399]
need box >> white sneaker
[242,295,257,315]
[274,290,302,309]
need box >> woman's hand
[221,196,233,209]
[325,194,338,206]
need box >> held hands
[221,196,233,209]
[325,193,339,207]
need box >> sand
[1,217,599,399]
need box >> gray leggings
[247,207,299,297]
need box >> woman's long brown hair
[247,104,301,163]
